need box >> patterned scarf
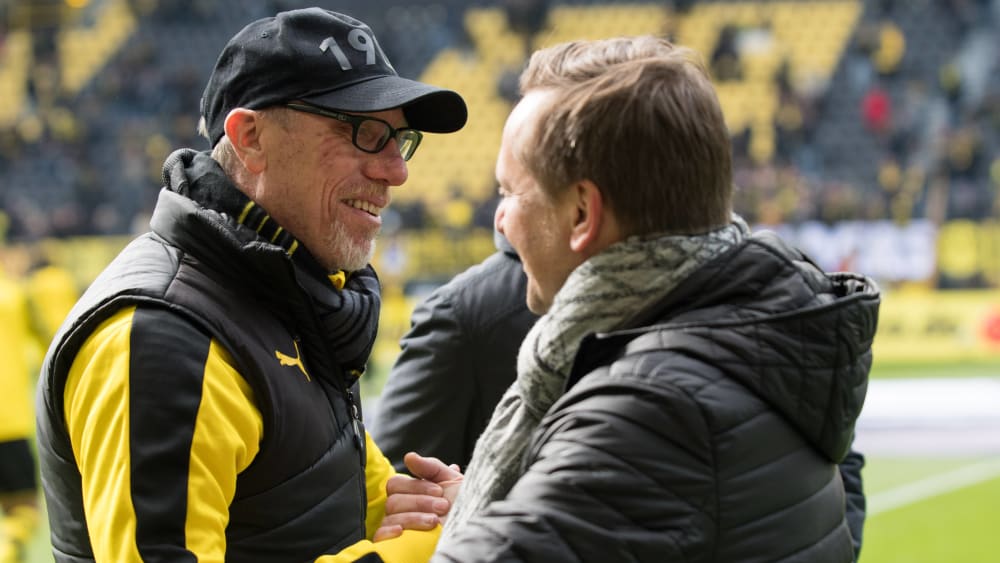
[440,218,748,539]
[295,262,381,377]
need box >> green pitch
[847,362,1000,561]
[861,456,1000,562]
[25,505,50,563]
[871,360,1000,379]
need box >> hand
[400,452,464,505]
[372,452,464,542]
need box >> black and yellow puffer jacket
[36,149,435,562]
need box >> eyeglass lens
[356,119,421,160]
[286,103,421,160]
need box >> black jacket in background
[373,233,537,469]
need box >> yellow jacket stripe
[65,306,438,562]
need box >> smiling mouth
[347,199,382,217]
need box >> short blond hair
[519,36,732,236]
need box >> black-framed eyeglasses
[285,102,423,161]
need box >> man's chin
[333,241,376,273]
[526,290,550,316]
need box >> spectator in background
[24,256,80,346]
[847,19,879,94]
[503,0,551,57]
[774,89,807,165]
[441,185,475,235]
[669,0,697,15]
[35,8,468,562]
[862,81,893,139]
[873,17,906,79]
[0,252,77,563]
[385,35,880,561]
[939,61,964,116]
[710,23,743,81]
[943,121,990,219]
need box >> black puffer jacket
[36,150,374,562]
[434,231,879,563]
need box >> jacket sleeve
[310,432,442,562]
[372,289,478,472]
[839,441,866,561]
[433,379,716,562]
[364,431,395,537]
[65,306,262,562]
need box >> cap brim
[302,75,468,133]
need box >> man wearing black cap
[35,8,466,562]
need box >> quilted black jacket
[434,231,880,563]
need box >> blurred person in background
[372,231,537,472]
[391,35,879,562]
[35,8,467,562]
[0,266,41,563]
[25,255,80,347]
[0,252,79,563]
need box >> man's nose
[364,141,409,187]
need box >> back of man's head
[518,36,732,237]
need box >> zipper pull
[345,390,363,452]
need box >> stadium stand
[0,0,998,285]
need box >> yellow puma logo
[275,341,310,381]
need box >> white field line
[869,458,1000,516]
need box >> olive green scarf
[441,218,749,540]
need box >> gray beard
[326,219,377,272]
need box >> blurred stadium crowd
[0,0,998,289]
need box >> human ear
[568,180,605,253]
[224,108,266,174]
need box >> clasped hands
[373,452,464,542]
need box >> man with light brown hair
[392,35,878,562]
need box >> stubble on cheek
[319,179,385,271]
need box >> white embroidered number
[319,37,351,70]
[348,29,376,65]
[319,30,377,70]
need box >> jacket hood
[585,231,880,463]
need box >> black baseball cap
[200,8,468,147]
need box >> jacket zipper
[294,334,368,535]
[345,388,367,535]
[345,389,364,454]
[289,259,374,539]
[290,333,363,454]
